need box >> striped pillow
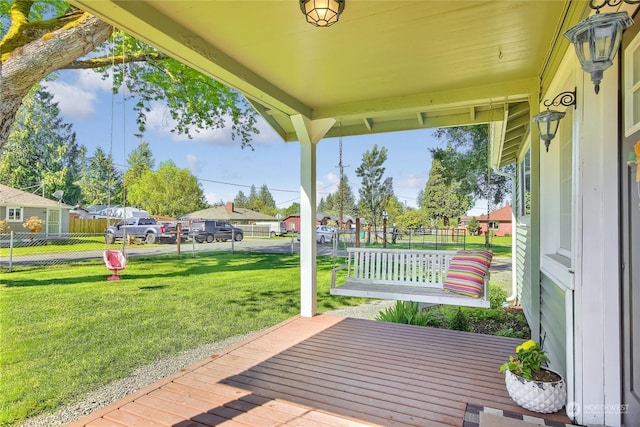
[443,250,493,298]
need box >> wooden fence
[69,218,109,233]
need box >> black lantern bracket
[589,0,640,12]
[543,89,577,111]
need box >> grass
[0,235,108,256]
[0,252,367,426]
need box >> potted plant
[499,339,567,413]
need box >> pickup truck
[105,217,174,244]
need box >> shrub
[22,216,43,233]
[467,216,480,235]
[375,301,430,326]
[0,220,9,233]
[448,307,469,331]
[489,283,509,309]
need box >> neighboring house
[0,184,70,234]
[476,204,513,236]
[283,212,335,232]
[181,202,276,225]
[65,2,640,425]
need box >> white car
[315,225,334,244]
[297,225,335,243]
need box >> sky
[44,69,486,215]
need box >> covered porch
[70,316,571,427]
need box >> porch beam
[312,77,538,121]
[284,107,507,141]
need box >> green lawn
[0,235,108,256]
[0,252,368,426]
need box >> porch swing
[329,125,494,309]
[103,29,128,281]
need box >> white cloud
[75,70,113,93]
[185,154,202,173]
[44,70,116,120]
[45,80,97,119]
[394,173,426,191]
[323,172,340,187]
[143,101,284,147]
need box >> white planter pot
[504,368,567,413]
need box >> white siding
[540,273,567,378]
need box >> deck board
[70,315,572,427]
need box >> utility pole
[336,124,349,229]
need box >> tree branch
[0,1,85,56]
[60,52,169,69]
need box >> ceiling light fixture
[300,0,345,27]
[565,0,635,94]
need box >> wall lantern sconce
[300,0,345,27]
[564,0,635,94]
[532,89,577,152]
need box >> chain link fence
[1,228,470,272]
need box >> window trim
[6,207,23,222]
[624,31,640,137]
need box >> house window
[488,221,500,230]
[624,31,640,136]
[518,147,531,217]
[6,207,23,222]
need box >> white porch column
[291,114,336,317]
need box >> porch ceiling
[68,0,582,149]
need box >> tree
[246,185,259,210]
[421,158,472,226]
[355,144,394,238]
[126,160,207,216]
[123,142,154,188]
[257,185,276,215]
[335,175,357,220]
[0,85,85,204]
[0,1,259,149]
[467,216,480,235]
[245,184,276,215]
[395,208,426,231]
[77,147,122,206]
[432,125,513,206]
[234,191,248,208]
[281,202,300,218]
[416,188,425,207]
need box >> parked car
[104,217,174,245]
[190,220,243,243]
[297,225,335,243]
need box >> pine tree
[421,159,472,227]
[78,147,123,206]
[0,86,85,204]
[234,191,249,208]
[355,145,394,237]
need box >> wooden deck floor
[69,315,571,427]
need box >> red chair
[103,250,127,280]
